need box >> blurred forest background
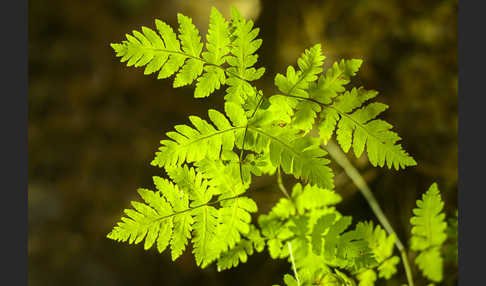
[28,0,457,285]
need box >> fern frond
[108,165,258,268]
[111,19,185,79]
[111,8,235,99]
[275,44,325,98]
[311,215,376,270]
[283,274,298,286]
[195,158,258,252]
[377,256,400,279]
[216,225,265,271]
[270,44,325,132]
[238,125,334,189]
[194,8,231,98]
[265,132,334,189]
[354,221,399,280]
[292,183,342,214]
[223,7,265,105]
[410,183,447,282]
[202,7,230,65]
[311,59,363,105]
[151,109,240,168]
[319,87,416,169]
[356,269,377,286]
[191,203,220,267]
[106,180,193,260]
[355,221,396,264]
[410,183,447,250]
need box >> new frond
[409,183,447,282]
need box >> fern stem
[149,48,248,82]
[324,140,414,286]
[277,167,291,200]
[153,194,245,222]
[239,90,265,184]
[287,242,301,286]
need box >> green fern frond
[354,221,399,280]
[151,109,239,168]
[319,87,416,169]
[377,256,400,279]
[216,225,265,271]
[356,269,377,286]
[410,183,447,250]
[355,221,396,264]
[270,44,325,133]
[106,180,193,260]
[311,215,376,270]
[292,183,342,214]
[268,135,334,189]
[222,7,265,105]
[275,44,325,98]
[111,8,234,99]
[202,7,230,65]
[409,183,447,282]
[191,203,220,267]
[311,59,363,105]
[194,8,231,98]
[243,127,334,189]
[283,274,299,286]
[194,158,258,252]
[108,165,257,268]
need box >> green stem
[154,194,244,223]
[277,167,291,200]
[287,241,301,286]
[324,140,414,286]
[149,48,248,82]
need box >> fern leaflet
[409,183,447,282]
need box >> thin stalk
[277,167,291,200]
[324,140,414,286]
[287,242,301,286]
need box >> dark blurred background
[28,0,457,285]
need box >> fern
[319,87,416,169]
[409,183,448,283]
[150,109,239,168]
[108,165,257,268]
[106,7,454,286]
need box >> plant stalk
[277,167,291,200]
[324,140,414,286]
[288,241,301,286]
